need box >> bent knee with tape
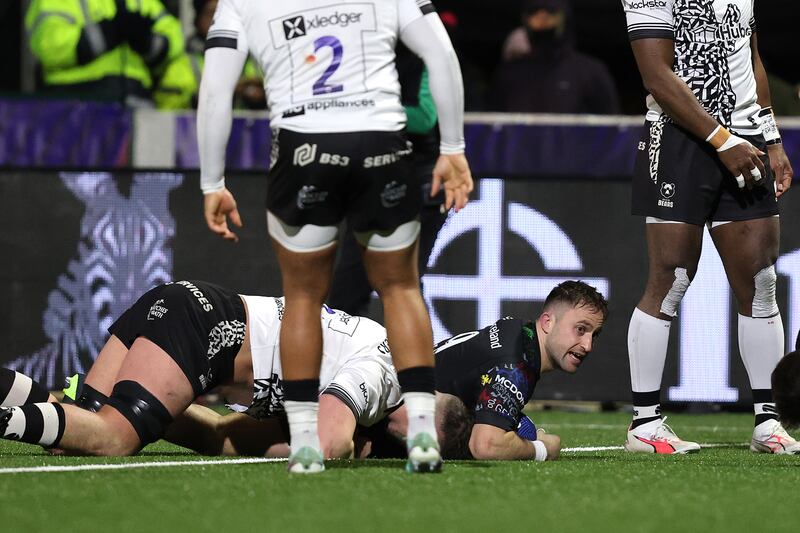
[76,384,109,413]
[105,381,173,447]
[659,267,692,317]
[753,265,778,318]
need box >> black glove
[75,1,128,64]
[123,8,169,66]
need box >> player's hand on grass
[204,188,242,243]
[768,143,793,198]
[717,139,766,190]
[432,153,474,213]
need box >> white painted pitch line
[0,457,286,475]
[562,442,747,453]
[544,423,751,432]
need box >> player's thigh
[84,335,128,396]
[269,229,338,299]
[710,216,780,310]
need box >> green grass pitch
[1,411,798,533]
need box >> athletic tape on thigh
[266,211,338,253]
[105,381,173,446]
[753,265,779,318]
[659,267,691,317]
[76,384,109,413]
[354,219,420,251]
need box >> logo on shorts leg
[658,182,675,208]
[293,143,317,167]
[380,181,407,208]
[147,299,168,321]
[296,185,329,209]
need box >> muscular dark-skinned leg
[712,217,784,430]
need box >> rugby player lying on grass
[0,280,606,462]
[771,331,800,433]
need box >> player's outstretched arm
[630,38,765,189]
[197,46,247,241]
[469,423,557,461]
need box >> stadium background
[1,0,799,406]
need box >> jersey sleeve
[205,0,249,54]
[473,363,531,431]
[622,0,674,41]
[397,0,436,32]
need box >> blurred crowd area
[2,0,799,115]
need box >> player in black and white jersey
[0,281,402,460]
[197,0,473,473]
[622,0,797,454]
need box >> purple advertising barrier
[175,113,272,172]
[0,99,131,167]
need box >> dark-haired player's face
[544,305,604,373]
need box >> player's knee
[104,380,173,451]
[84,411,143,456]
[655,267,693,317]
[752,265,779,318]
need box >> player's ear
[539,312,554,334]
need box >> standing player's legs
[711,217,799,453]
[625,221,703,454]
[269,220,338,473]
[361,237,441,472]
[0,337,195,455]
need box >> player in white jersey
[197,0,473,473]
[0,281,401,459]
[621,0,797,454]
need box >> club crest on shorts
[296,185,328,209]
[293,143,317,167]
[380,180,407,208]
[147,299,168,321]
[658,182,675,208]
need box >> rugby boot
[406,432,442,473]
[287,446,325,474]
[624,417,700,454]
[750,419,800,454]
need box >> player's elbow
[539,433,562,461]
[468,432,505,460]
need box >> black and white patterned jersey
[434,317,542,431]
[623,0,761,134]
[235,296,396,420]
[207,0,435,133]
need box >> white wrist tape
[758,107,782,145]
[716,133,748,153]
[201,177,225,194]
[532,440,548,462]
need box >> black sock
[753,389,778,426]
[631,390,662,429]
[397,366,436,394]
[283,379,320,403]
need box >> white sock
[628,307,671,393]
[284,400,321,454]
[403,392,437,443]
[738,313,784,390]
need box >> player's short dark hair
[543,280,608,320]
[773,350,800,429]
[439,397,475,460]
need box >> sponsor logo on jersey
[363,146,413,168]
[293,143,317,167]
[625,0,667,8]
[377,338,390,355]
[306,98,375,111]
[359,382,369,402]
[481,374,491,386]
[296,185,329,210]
[380,181,407,208]
[488,323,502,349]
[147,299,168,321]
[173,280,214,311]
[282,16,306,40]
[282,106,306,119]
[494,374,525,404]
[658,182,675,208]
[319,152,350,166]
[274,297,285,321]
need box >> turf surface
[1,411,798,533]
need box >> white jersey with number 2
[208,0,436,133]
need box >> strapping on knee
[659,267,692,317]
[76,384,109,413]
[753,265,779,318]
[105,381,173,447]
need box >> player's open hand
[431,153,474,213]
[768,143,793,198]
[204,188,243,243]
[717,140,766,190]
